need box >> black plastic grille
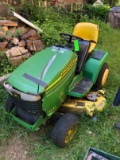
[10,95,44,124]
[11,96,43,115]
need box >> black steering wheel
[60,33,84,43]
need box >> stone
[33,40,45,51]
[26,40,45,52]
[9,52,31,65]
[26,40,34,51]
[17,26,30,36]
[18,46,28,54]
[28,34,41,40]
[5,47,22,58]
[5,46,28,58]
[9,27,17,35]
[12,37,19,45]
[5,27,18,41]
[0,26,8,32]
[5,34,13,42]
[0,20,18,27]
[0,41,8,50]
[18,40,26,47]
[0,31,6,37]
[21,29,37,39]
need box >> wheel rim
[101,69,109,86]
[64,125,77,144]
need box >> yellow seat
[73,22,99,53]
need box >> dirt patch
[0,136,33,160]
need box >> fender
[83,50,109,83]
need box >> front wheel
[51,113,80,148]
[95,63,109,89]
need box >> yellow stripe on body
[46,58,77,91]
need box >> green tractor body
[3,22,109,147]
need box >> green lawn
[0,23,120,160]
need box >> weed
[0,57,16,76]
[83,4,110,21]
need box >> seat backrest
[75,41,90,74]
[73,22,99,53]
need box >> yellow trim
[46,58,77,91]
[64,125,77,144]
[61,91,106,117]
[46,77,61,91]
[48,106,57,115]
[101,69,109,86]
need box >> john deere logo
[61,58,77,78]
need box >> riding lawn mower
[4,22,109,148]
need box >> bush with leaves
[39,8,76,46]
[19,1,78,46]
[19,0,45,24]
[0,56,16,76]
[22,6,76,46]
[83,4,110,21]
[103,0,120,6]
[87,0,120,6]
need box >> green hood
[8,46,76,94]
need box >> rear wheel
[95,63,109,89]
[51,113,80,148]
[5,96,15,113]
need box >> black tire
[51,113,80,148]
[5,96,15,113]
[95,63,109,89]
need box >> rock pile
[0,20,45,65]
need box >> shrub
[19,1,77,46]
[0,57,16,76]
[39,8,75,46]
[87,0,120,6]
[30,7,76,46]
[103,0,120,6]
[83,4,110,22]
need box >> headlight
[4,82,41,102]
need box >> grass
[0,21,120,160]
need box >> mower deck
[61,90,106,116]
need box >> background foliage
[87,0,120,5]
[83,4,110,21]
